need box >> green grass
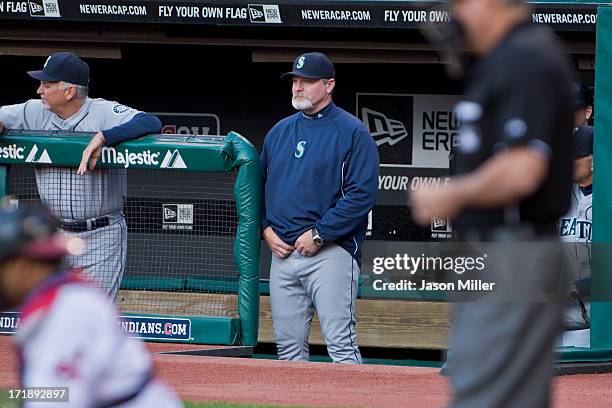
[0,391,19,408]
[0,391,336,408]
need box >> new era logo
[25,145,52,164]
[163,205,178,222]
[28,0,61,17]
[162,204,194,228]
[361,108,409,147]
[249,7,263,20]
[160,149,187,169]
[431,217,452,233]
[29,2,43,14]
[248,4,282,23]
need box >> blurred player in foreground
[0,203,182,407]
[414,0,574,406]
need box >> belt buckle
[60,220,82,232]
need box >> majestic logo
[361,108,408,147]
[160,149,187,169]
[248,4,282,23]
[294,140,307,159]
[0,144,26,160]
[28,0,61,18]
[297,56,305,69]
[101,147,160,168]
[25,144,52,163]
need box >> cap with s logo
[281,52,335,80]
[27,52,90,86]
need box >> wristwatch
[312,228,325,247]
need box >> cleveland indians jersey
[15,272,183,408]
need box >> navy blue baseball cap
[27,52,90,86]
[573,125,593,158]
[572,82,593,109]
[281,52,335,80]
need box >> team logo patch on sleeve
[112,104,130,114]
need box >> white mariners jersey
[560,184,592,242]
[559,184,592,287]
[14,275,183,408]
[0,98,140,221]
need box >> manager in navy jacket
[260,52,379,363]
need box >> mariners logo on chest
[560,217,592,241]
[294,140,307,159]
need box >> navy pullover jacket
[260,102,379,265]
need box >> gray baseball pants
[269,243,362,363]
[448,236,565,408]
[64,213,127,300]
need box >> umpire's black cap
[281,52,335,80]
[573,125,594,159]
[0,204,68,263]
[572,82,594,110]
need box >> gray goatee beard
[292,96,314,111]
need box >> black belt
[60,216,110,232]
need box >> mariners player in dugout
[0,52,162,299]
[261,52,379,363]
[560,125,593,337]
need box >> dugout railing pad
[0,131,260,346]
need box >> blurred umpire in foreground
[413,0,574,406]
[0,203,182,407]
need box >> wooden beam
[259,296,451,350]
[117,290,238,317]
[116,290,451,349]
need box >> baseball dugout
[0,131,260,346]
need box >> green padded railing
[0,131,261,346]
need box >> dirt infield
[1,335,611,407]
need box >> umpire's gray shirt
[0,98,141,221]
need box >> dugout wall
[0,132,261,346]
